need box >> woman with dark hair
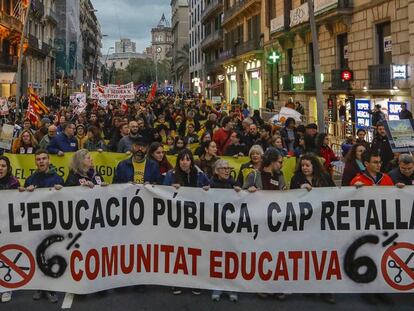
[65,149,105,187]
[290,153,336,190]
[280,117,297,153]
[195,140,220,178]
[107,117,123,151]
[194,132,212,157]
[146,142,172,184]
[316,133,338,173]
[167,136,187,155]
[84,126,107,152]
[252,109,264,126]
[341,143,367,186]
[0,155,19,302]
[164,149,210,189]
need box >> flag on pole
[26,88,50,123]
[146,83,157,103]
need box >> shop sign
[388,102,404,121]
[355,99,371,129]
[327,97,337,123]
[290,3,309,27]
[314,0,338,15]
[218,75,225,81]
[251,71,260,79]
[293,75,305,84]
[28,82,43,89]
[0,99,9,116]
[384,36,392,52]
[270,15,284,33]
[392,65,407,80]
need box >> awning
[0,72,16,84]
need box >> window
[337,33,348,68]
[376,22,391,65]
[287,48,293,74]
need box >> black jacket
[65,169,104,186]
[371,135,394,172]
[388,168,414,185]
[290,172,335,189]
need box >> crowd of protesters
[0,92,413,304]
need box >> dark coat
[47,133,78,154]
[24,166,64,188]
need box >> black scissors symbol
[388,252,414,284]
[0,252,30,282]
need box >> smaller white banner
[270,15,284,33]
[90,82,135,100]
[290,3,309,27]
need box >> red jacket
[213,128,232,156]
[350,171,394,186]
[319,145,338,170]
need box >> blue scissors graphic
[388,252,414,284]
[0,252,30,282]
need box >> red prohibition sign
[382,242,414,291]
[0,244,35,289]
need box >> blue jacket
[163,167,210,188]
[113,157,161,184]
[24,166,64,188]
[47,133,78,154]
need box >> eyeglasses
[218,167,232,171]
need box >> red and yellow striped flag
[28,87,50,116]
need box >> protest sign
[90,82,135,100]
[0,124,15,150]
[0,185,413,294]
[0,98,9,116]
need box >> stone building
[151,14,173,63]
[264,0,414,130]
[201,0,224,98]
[221,0,264,109]
[189,0,203,93]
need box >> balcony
[368,64,393,89]
[0,11,23,32]
[218,48,236,62]
[222,0,261,26]
[235,38,261,56]
[205,61,223,74]
[331,69,351,90]
[31,0,45,17]
[314,0,352,15]
[201,0,223,23]
[200,29,223,52]
[45,7,58,24]
[0,55,18,72]
[41,42,51,55]
[28,34,40,50]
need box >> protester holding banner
[341,143,367,186]
[11,130,39,154]
[65,149,104,187]
[290,153,335,191]
[243,148,286,192]
[236,145,263,186]
[388,154,414,186]
[351,151,395,187]
[113,136,149,184]
[145,142,172,184]
[47,122,78,156]
[0,155,19,303]
[195,140,220,179]
[23,150,64,303]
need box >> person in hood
[23,150,63,303]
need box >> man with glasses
[39,125,58,150]
[351,151,394,186]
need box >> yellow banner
[6,153,297,186]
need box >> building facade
[151,14,173,63]
[80,0,102,85]
[0,0,22,98]
[189,0,203,93]
[115,38,136,54]
[201,0,224,98]
[105,51,151,70]
[171,0,190,91]
[221,0,264,109]
[264,0,414,129]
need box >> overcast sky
[92,0,171,54]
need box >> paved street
[1,288,413,311]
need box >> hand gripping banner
[0,185,413,294]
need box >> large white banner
[90,82,135,100]
[0,185,413,294]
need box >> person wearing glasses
[243,148,286,192]
[351,151,394,187]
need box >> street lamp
[155,47,162,86]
